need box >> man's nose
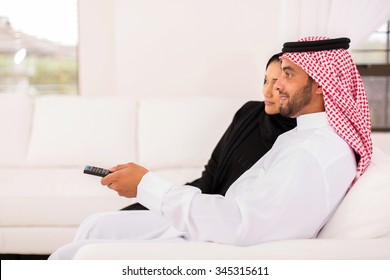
[274,78,282,92]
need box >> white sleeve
[137,147,355,246]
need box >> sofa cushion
[27,95,137,167]
[318,147,390,238]
[0,93,33,167]
[138,96,248,169]
[72,239,390,260]
[0,168,131,226]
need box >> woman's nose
[263,84,272,98]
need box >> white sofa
[1,93,390,259]
[0,93,247,255]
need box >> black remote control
[83,165,112,177]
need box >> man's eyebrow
[282,66,296,72]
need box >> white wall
[77,0,390,152]
[78,0,390,99]
[78,0,116,96]
[79,0,279,99]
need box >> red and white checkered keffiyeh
[281,36,372,178]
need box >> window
[0,0,78,95]
[351,21,390,131]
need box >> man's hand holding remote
[101,163,149,198]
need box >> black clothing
[121,101,297,211]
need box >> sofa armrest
[72,239,390,260]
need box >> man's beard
[279,79,314,118]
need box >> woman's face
[263,60,282,115]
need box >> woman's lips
[264,100,275,106]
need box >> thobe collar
[296,112,329,131]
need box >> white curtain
[278,0,390,48]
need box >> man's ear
[315,83,323,95]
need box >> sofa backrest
[1,94,249,170]
[372,132,390,156]
[0,93,34,167]
[26,95,137,168]
[137,96,248,170]
[318,147,390,239]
